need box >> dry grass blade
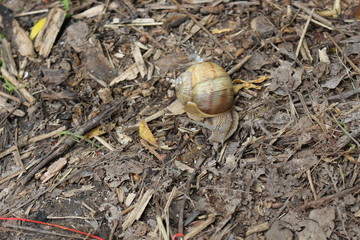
[172,0,235,60]
[295,9,314,57]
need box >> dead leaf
[83,124,115,140]
[297,220,327,240]
[321,70,347,89]
[269,61,302,95]
[233,75,269,93]
[265,220,293,240]
[139,120,158,147]
[309,207,335,238]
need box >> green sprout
[59,131,87,142]
[62,0,71,12]
[1,75,16,93]
[59,130,101,148]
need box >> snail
[175,62,239,143]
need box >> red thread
[172,233,185,240]
[0,217,104,240]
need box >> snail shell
[175,62,234,118]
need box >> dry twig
[20,99,123,185]
[172,0,235,60]
[325,33,360,75]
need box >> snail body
[175,62,238,143]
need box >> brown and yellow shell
[175,62,234,118]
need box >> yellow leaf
[211,28,234,34]
[233,75,269,93]
[139,120,158,147]
[30,18,47,40]
[83,123,115,140]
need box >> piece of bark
[40,157,67,183]
[1,38,18,77]
[132,44,147,78]
[34,7,66,58]
[98,88,113,104]
[66,21,90,52]
[85,49,116,85]
[122,189,155,230]
[0,5,35,57]
[13,19,36,57]
[41,68,70,85]
[73,4,105,19]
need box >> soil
[0,0,360,240]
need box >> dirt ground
[0,0,360,239]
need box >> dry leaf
[139,120,158,147]
[233,75,269,93]
[30,18,47,40]
[83,124,115,140]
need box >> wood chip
[11,21,35,57]
[246,222,270,236]
[73,4,105,19]
[122,189,155,230]
[40,157,67,183]
[185,215,216,240]
[1,38,18,77]
[34,7,66,58]
[132,44,147,78]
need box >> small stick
[227,55,252,75]
[14,9,49,17]
[0,125,67,160]
[94,136,115,151]
[177,158,205,236]
[172,0,235,60]
[292,2,333,27]
[297,184,360,210]
[325,33,360,75]
[328,89,360,101]
[0,90,30,107]
[129,25,166,51]
[307,169,317,200]
[28,126,67,144]
[0,171,22,185]
[330,112,360,148]
[20,99,123,185]
[296,9,314,57]
[4,224,85,239]
[1,68,36,105]
[297,14,334,30]
[14,127,26,173]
